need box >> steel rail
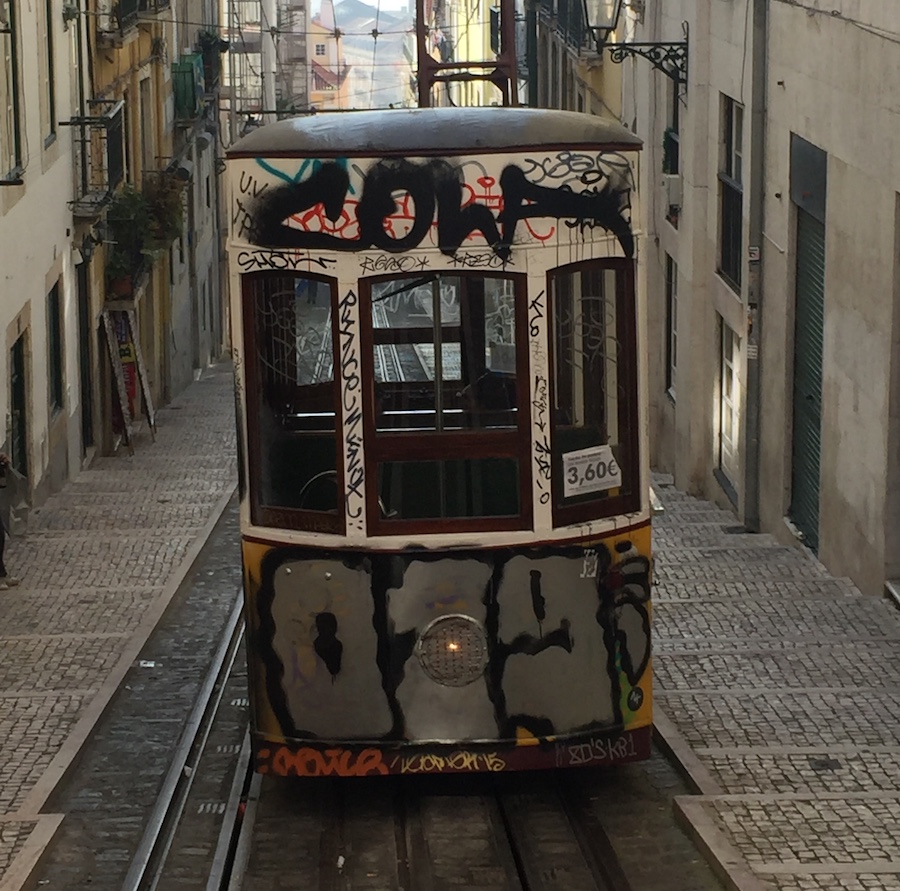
[205,729,254,891]
[121,587,246,891]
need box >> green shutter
[790,209,826,551]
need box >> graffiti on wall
[239,151,635,260]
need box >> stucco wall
[759,4,900,594]
[640,0,900,595]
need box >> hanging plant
[143,171,185,247]
[105,183,151,290]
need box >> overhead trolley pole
[415,0,519,107]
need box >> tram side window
[550,262,640,523]
[244,273,341,531]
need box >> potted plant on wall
[105,184,151,296]
[143,171,185,251]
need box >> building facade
[634,0,900,597]
[1,0,226,515]
[534,0,900,597]
[1,0,81,500]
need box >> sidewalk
[0,363,238,891]
[2,364,899,891]
[651,475,900,891]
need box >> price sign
[562,445,621,498]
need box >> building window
[718,95,743,291]
[663,79,679,175]
[718,319,740,487]
[315,43,325,56]
[665,254,677,399]
[42,0,55,145]
[48,281,64,412]
[1,0,23,176]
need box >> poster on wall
[102,309,157,447]
[126,309,156,438]
[101,310,135,455]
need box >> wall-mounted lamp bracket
[605,39,687,84]
[600,21,689,87]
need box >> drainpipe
[743,0,768,532]
[525,0,537,106]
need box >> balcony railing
[139,0,171,15]
[555,0,587,51]
[63,100,126,219]
[96,0,140,42]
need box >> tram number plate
[563,445,621,497]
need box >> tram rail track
[230,768,632,890]
[121,590,246,891]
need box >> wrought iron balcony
[139,0,171,15]
[538,0,588,52]
[97,0,140,44]
[556,0,587,51]
[63,100,126,219]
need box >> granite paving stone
[652,471,900,890]
[0,363,237,891]
[7,382,900,891]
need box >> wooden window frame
[360,272,533,536]
[241,271,345,534]
[548,258,641,528]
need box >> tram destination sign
[563,445,622,498]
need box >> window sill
[716,269,741,298]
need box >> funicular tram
[226,106,652,777]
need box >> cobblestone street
[2,362,900,891]
[652,480,900,891]
[0,363,238,891]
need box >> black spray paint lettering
[532,374,551,504]
[339,290,364,517]
[248,158,635,259]
[449,251,509,270]
[236,249,337,273]
[528,290,545,339]
[497,165,634,258]
[233,171,271,241]
[359,254,429,274]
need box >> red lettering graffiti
[258,745,389,777]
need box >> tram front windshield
[242,264,638,532]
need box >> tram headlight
[416,614,489,687]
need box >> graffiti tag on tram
[558,733,639,768]
[394,751,507,774]
[258,745,389,777]
[245,157,635,259]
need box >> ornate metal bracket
[606,41,687,84]
[602,22,689,87]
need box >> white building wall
[638,0,900,595]
[0,0,78,502]
[759,3,900,594]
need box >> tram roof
[227,107,642,158]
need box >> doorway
[9,334,28,477]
